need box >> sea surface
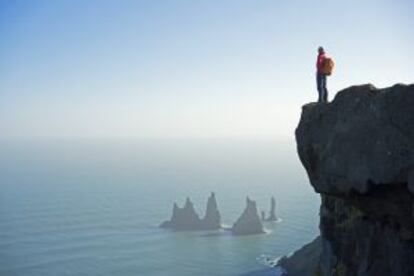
[0,138,320,276]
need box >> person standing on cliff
[316,46,329,103]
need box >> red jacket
[316,53,325,73]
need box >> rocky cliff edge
[282,83,414,276]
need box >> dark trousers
[317,73,328,103]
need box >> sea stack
[266,196,277,221]
[232,197,264,235]
[261,211,266,221]
[160,193,221,231]
[160,197,202,230]
[202,192,221,230]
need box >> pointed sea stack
[266,196,277,221]
[201,192,221,230]
[160,197,202,230]
[232,197,264,235]
[160,193,221,231]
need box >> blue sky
[0,0,413,139]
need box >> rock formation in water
[261,211,266,221]
[232,197,264,235]
[201,192,221,230]
[160,193,221,231]
[159,197,202,230]
[266,196,277,221]
[280,84,414,275]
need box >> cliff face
[296,84,414,276]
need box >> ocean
[0,138,320,275]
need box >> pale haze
[1,2,413,275]
[0,0,412,139]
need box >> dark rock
[296,83,414,196]
[240,267,286,276]
[277,236,322,276]
[296,84,414,275]
[232,197,264,235]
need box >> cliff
[282,84,414,275]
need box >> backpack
[322,57,335,76]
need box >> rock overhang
[296,83,414,197]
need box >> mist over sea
[0,138,319,275]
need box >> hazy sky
[1,0,413,139]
